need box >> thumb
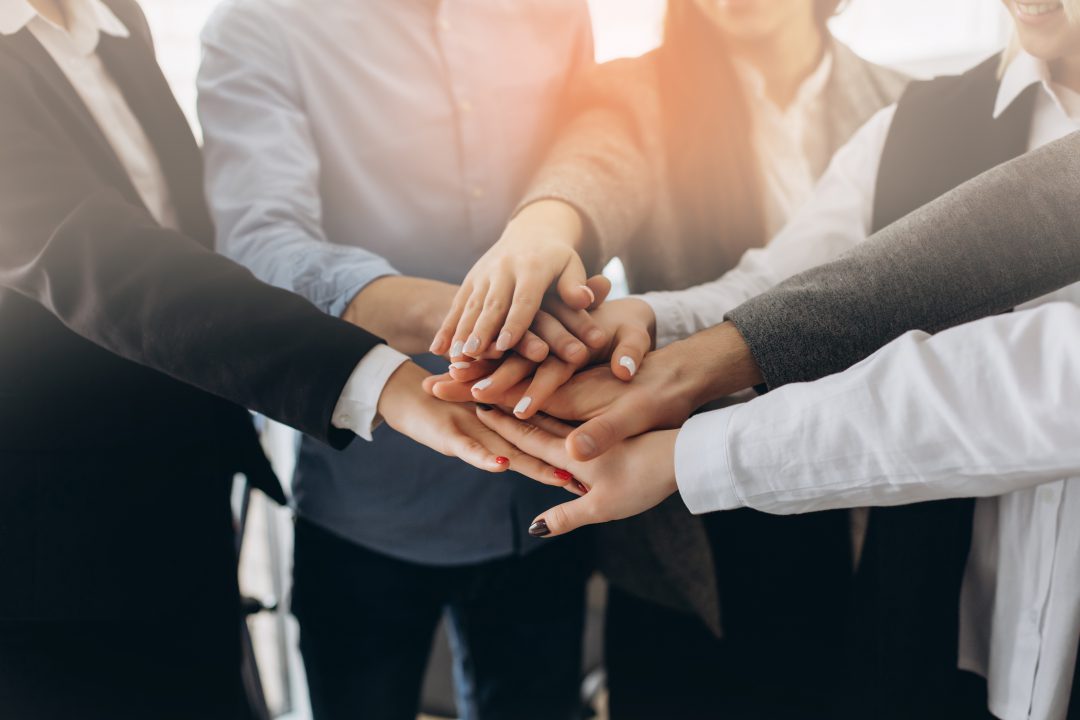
[528,495,598,538]
[609,324,652,381]
[566,407,641,462]
[584,274,612,310]
[555,252,592,311]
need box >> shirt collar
[0,0,129,50]
[994,49,1052,119]
[736,49,834,114]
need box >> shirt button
[471,186,486,199]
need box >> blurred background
[135,1,1012,718]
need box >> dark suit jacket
[0,0,383,622]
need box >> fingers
[555,252,593,311]
[511,357,576,420]
[451,281,490,359]
[525,413,575,439]
[608,324,652,381]
[431,283,471,356]
[531,311,591,366]
[448,359,498,384]
[475,404,574,468]
[467,275,514,358]
[513,330,550,364]
[470,355,538,404]
[428,378,477,403]
[528,496,599,538]
[544,299,608,352]
[585,274,613,310]
[474,407,582,492]
[566,404,645,462]
[495,274,550,354]
[441,423,516,474]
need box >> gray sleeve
[726,131,1080,389]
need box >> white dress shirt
[670,51,1080,720]
[0,0,405,441]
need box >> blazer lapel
[96,32,214,245]
[2,28,142,205]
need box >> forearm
[654,321,764,410]
[728,131,1080,389]
[342,276,457,356]
[677,303,1080,515]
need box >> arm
[675,303,1080,515]
[727,130,1080,389]
[197,5,450,355]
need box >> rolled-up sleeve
[198,3,399,318]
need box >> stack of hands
[369,202,763,539]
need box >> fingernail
[573,480,590,495]
[528,519,551,537]
[450,362,471,370]
[579,285,596,306]
[586,328,606,346]
[450,340,464,358]
[464,336,481,355]
[429,339,441,353]
[477,403,495,411]
[472,377,493,393]
[495,456,510,465]
[573,433,598,459]
[619,356,637,377]
[514,396,533,416]
[496,330,514,352]
[566,341,587,360]
[554,469,574,483]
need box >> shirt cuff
[675,408,744,514]
[639,291,697,349]
[331,344,410,441]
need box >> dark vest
[845,55,1037,718]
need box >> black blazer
[0,0,383,619]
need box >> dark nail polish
[477,403,494,411]
[528,519,550,537]
[573,480,590,495]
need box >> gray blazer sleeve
[726,131,1080,389]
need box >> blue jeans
[291,517,588,720]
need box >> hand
[344,276,550,362]
[426,296,656,413]
[475,408,679,537]
[429,200,611,359]
[376,362,573,488]
[436,321,764,462]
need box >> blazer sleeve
[0,70,383,448]
[725,131,1080,389]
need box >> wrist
[507,199,585,253]
[345,277,456,354]
[661,322,763,410]
[376,361,429,430]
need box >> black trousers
[605,508,852,720]
[0,451,247,720]
[291,517,589,720]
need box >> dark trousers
[0,452,247,720]
[291,518,589,720]
[605,508,852,720]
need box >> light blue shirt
[198,0,594,565]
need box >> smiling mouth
[1015,1,1064,16]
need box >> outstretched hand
[474,408,679,537]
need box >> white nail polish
[496,330,513,352]
[472,378,493,393]
[450,362,471,370]
[514,396,533,416]
[464,337,481,355]
[580,285,596,306]
[450,341,464,358]
[619,356,637,377]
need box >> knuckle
[483,297,506,315]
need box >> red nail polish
[495,457,510,465]
[554,469,574,482]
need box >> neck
[1051,55,1080,94]
[28,0,68,30]
[727,18,825,109]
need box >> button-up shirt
[198,0,593,564]
[667,50,1080,720]
[0,0,405,449]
